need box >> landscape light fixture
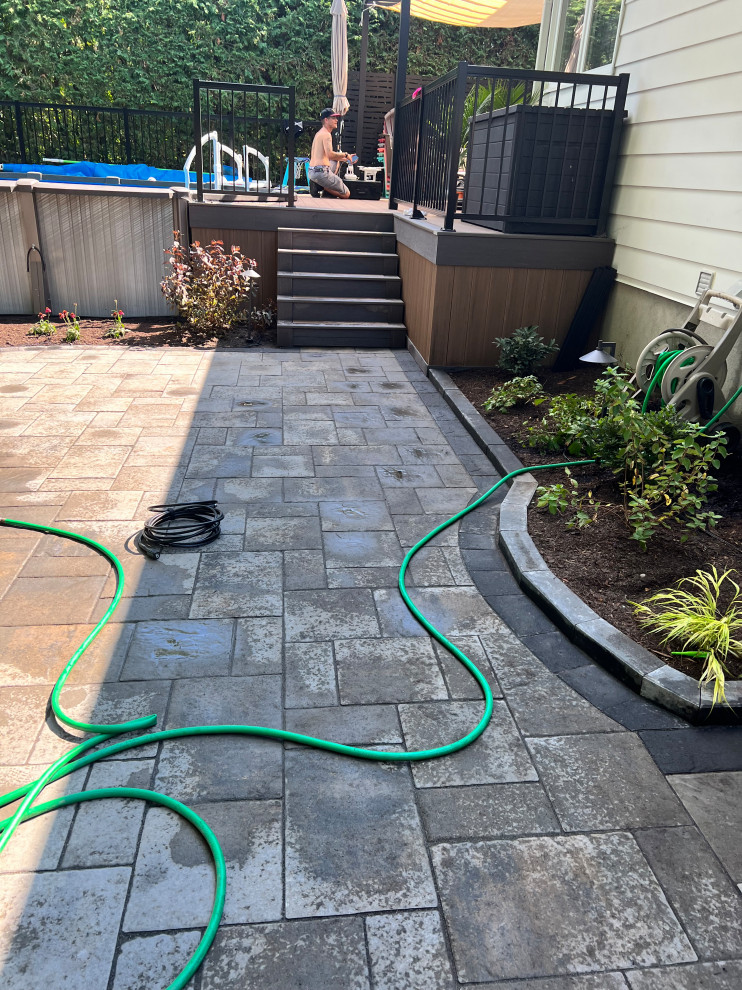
[580,340,618,365]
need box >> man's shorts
[308,165,349,196]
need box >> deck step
[275,211,394,233]
[277,248,399,275]
[276,223,406,349]
[277,272,402,299]
[278,295,404,324]
[277,320,407,349]
[278,227,396,254]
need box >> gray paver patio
[0,344,741,989]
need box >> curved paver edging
[429,367,742,725]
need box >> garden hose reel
[633,289,742,446]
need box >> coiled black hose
[137,501,224,559]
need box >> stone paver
[1,344,740,990]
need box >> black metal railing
[192,80,295,204]
[390,62,629,235]
[0,100,192,169]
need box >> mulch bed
[0,316,276,349]
[451,367,742,683]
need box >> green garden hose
[0,459,592,990]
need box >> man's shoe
[309,181,322,198]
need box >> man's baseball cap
[320,108,341,119]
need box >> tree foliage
[1,0,539,116]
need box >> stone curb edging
[429,367,742,725]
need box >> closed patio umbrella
[331,0,350,116]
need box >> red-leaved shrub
[161,233,260,335]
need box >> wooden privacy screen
[398,242,593,367]
[341,72,432,164]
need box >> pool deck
[0,343,741,989]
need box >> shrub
[493,325,558,377]
[28,308,56,336]
[482,375,545,413]
[536,467,603,530]
[531,367,728,548]
[632,568,742,707]
[161,233,259,335]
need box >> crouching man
[308,109,352,198]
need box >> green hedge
[1,0,538,117]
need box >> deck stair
[276,216,406,348]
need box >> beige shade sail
[382,0,543,28]
[331,0,350,115]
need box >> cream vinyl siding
[608,0,742,304]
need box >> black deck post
[443,63,468,231]
[192,80,204,203]
[287,86,296,207]
[394,0,411,110]
[389,0,411,211]
[356,3,370,161]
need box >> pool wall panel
[0,188,32,314]
[34,189,175,318]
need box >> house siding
[596,0,742,411]
[608,0,742,306]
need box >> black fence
[0,100,192,169]
[390,62,629,235]
[192,80,295,204]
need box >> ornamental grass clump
[631,568,742,708]
[161,232,259,335]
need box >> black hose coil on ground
[137,501,224,559]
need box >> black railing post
[193,79,204,202]
[287,86,296,207]
[596,72,629,235]
[410,92,425,219]
[123,108,132,164]
[14,101,26,163]
[388,105,400,210]
[442,62,468,231]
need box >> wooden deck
[293,193,392,213]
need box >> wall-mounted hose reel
[633,289,742,450]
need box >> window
[538,0,624,73]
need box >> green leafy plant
[494,325,558,377]
[537,468,603,529]
[482,375,545,413]
[161,233,260,336]
[104,301,126,339]
[631,568,742,708]
[528,367,728,548]
[28,307,56,336]
[59,307,80,342]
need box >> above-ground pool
[1,160,198,187]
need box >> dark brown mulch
[451,367,742,683]
[0,316,276,350]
